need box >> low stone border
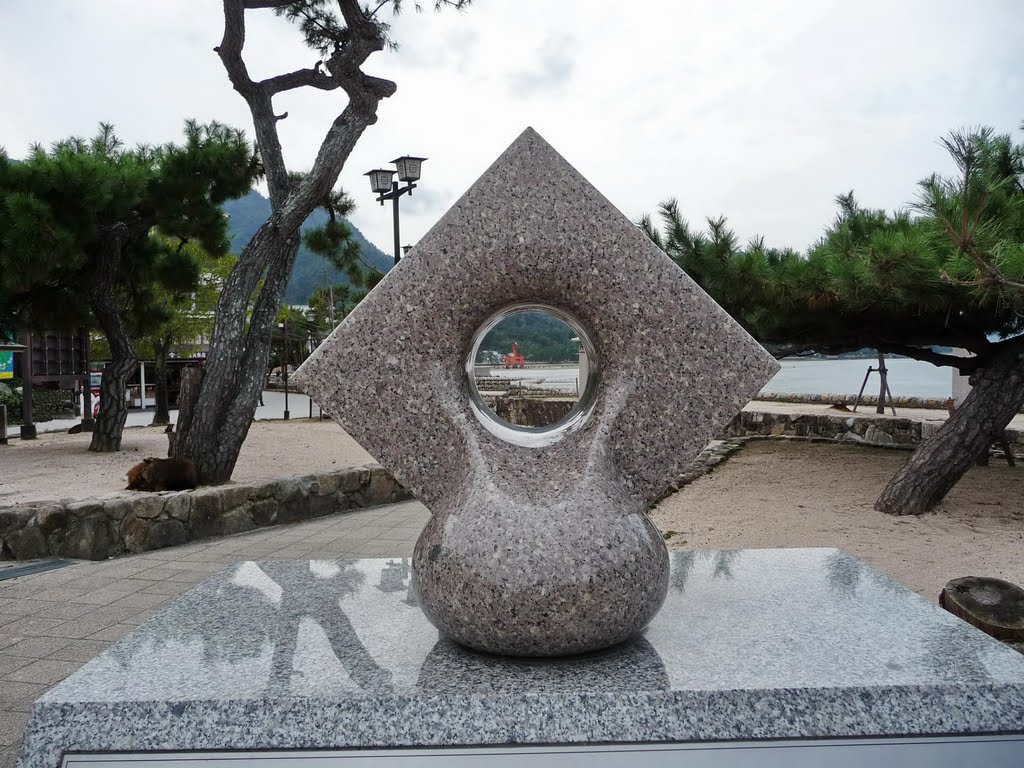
[725,410,1023,454]
[759,391,1024,414]
[656,438,748,503]
[0,464,410,562]
[652,410,1023,506]
[756,392,958,410]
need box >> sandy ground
[0,419,373,504]
[652,440,1024,599]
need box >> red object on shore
[503,343,526,369]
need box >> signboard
[60,735,1024,768]
[0,350,12,380]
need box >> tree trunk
[174,0,393,484]
[151,338,171,426]
[172,224,301,483]
[875,344,1024,515]
[88,303,137,452]
[168,365,203,456]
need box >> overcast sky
[1,0,1022,256]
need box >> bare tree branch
[261,64,339,95]
[275,2,396,230]
[217,0,291,204]
[875,343,982,374]
[941,270,1024,292]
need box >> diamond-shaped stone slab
[296,129,780,655]
[295,127,779,509]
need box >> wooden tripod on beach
[853,352,897,416]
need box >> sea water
[484,357,952,399]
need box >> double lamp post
[364,155,426,266]
[273,156,425,420]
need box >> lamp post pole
[19,333,36,440]
[391,181,402,267]
[282,318,290,421]
[365,157,427,267]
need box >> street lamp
[364,155,427,266]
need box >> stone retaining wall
[756,392,954,410]
[0,464,410,562]
[726,410,1024,454]
[492,396,576,428]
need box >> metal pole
[392,181,402,266]
[81,328,94,431]
[139,359,148,411]
[875,352,887,415]
[20,332,36,440]
[283,319,290,421]
[0,404,7,445]
[852,365,873,414]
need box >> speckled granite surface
[293,128,779,655]
[19,550,1024,767]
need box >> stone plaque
[294,129,779,655]
[57,736,1024,767]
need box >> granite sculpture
[294,128,779,656]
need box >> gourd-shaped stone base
[413,479,669,656]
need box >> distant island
[787,347,955,360]
[477,312,578,364]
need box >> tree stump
[939,576,1024,642]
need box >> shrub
[0,378,76,424]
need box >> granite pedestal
[18,549,1024,767]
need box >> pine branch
[216,1,290,204]
[874,343,982,374]
[941,269,1024,292]
[261,63,339,95]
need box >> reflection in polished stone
[711,550,738,580]
[20,551,1024,768]
[377,558,411,593]
[669,550,742,593]
[415,636,669,694]
[108,560,392,696]
[825,549,864,598]
[85,550,1024,701]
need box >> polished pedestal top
[19,549,1024,767]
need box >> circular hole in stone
[465,304,599,448]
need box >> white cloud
[1,0,1021,258]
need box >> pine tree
[0,122,259,450]
[641,123,1024,515]
[173,0,472,483]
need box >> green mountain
[478,311,578,364]
[222,190,392,305]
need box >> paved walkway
[0,500,429,767]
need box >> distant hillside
[478,311,578,364]
[222,190,392,305]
